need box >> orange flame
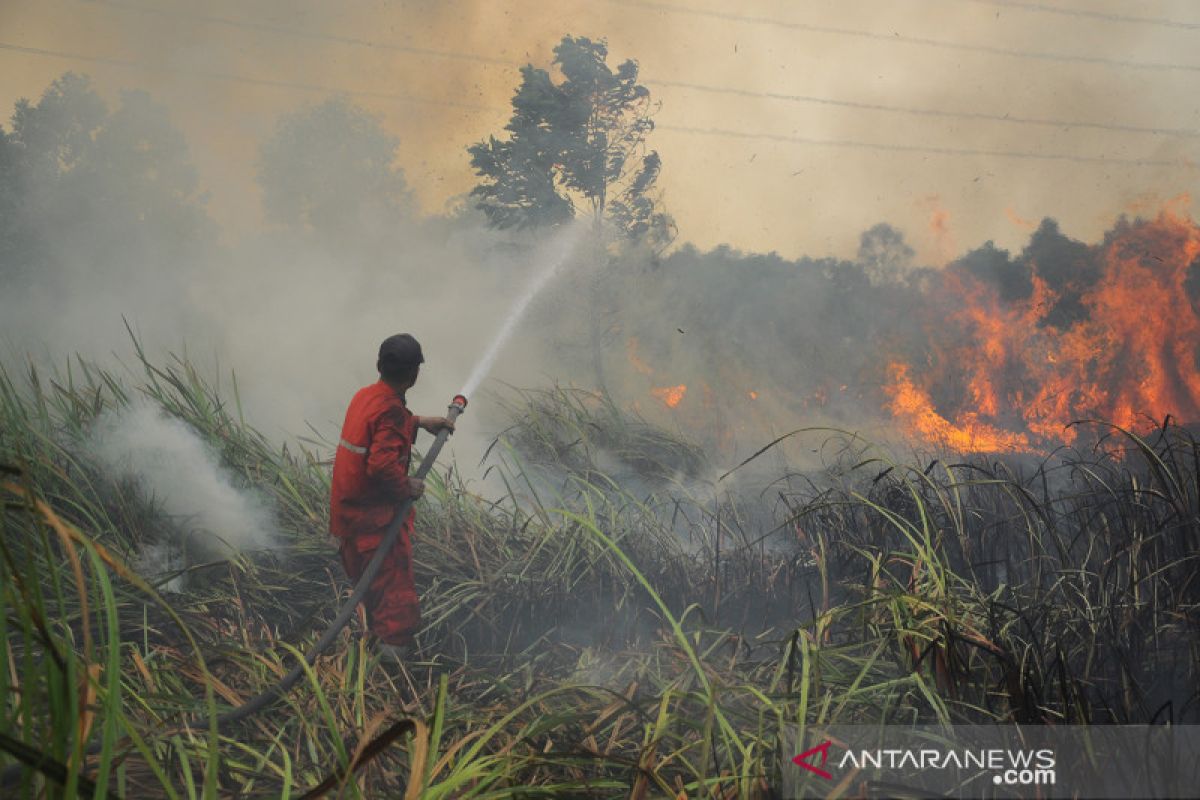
[885,208,1200,452]
[885,362,1030,452]
[651,384,687,408]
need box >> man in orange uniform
[330,333,453,652]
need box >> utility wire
[72,0,1200,140]
[955,0,1200,31]
[651,78,1200,139]
[657,123,1182,168]
[0,39,1188,169]
[602,0,1200,73]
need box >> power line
[0,39,1188,170]
[82,0,1200,78]
[603,0,1200,73]
[67,0,1200,140]
[0,41,494,112]
[650,78,1200,139]
[657,123,1182,168]
[957,0,1200,31]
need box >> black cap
[377,333,424,377]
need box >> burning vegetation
[2,26,1199,799]
[887,206,1200,452]
[650,382,687,408]
[613,205,1200,459]
[4,349,1199,797]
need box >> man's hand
[416,416,455,434]
[407,477,426,499]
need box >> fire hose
[213,393,466,727]
[0,393,468,792]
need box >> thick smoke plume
[4,66,1199,495]
[0,76,562,470]
[90,401,278,559]
[2,0,1191,261]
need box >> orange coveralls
[330,381,421,646]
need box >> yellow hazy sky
[2,0,1198,263]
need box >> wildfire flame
[885,207,1200,452]
[651,384,687,408]
[885,362,1031,452]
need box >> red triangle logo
[792,739,833,780]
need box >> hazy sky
[1,0,1197,263]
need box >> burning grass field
[1,348,1198,798]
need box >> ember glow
[651,384,687,409]
[885,207,1200,452]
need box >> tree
[0,127,24,274]
[468,36,673,250]
[0,72,213,280]
[856,223,915,284]
[257,96,413,239]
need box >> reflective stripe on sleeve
[339,438,368,455]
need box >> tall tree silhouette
[469,36,673,251]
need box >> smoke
[0,77,570,477]
[2,54,1197,497]
[1,0,1194,263]
[89,401,278,560]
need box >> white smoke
[89,402,278,562]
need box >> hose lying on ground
[0,394,467,792]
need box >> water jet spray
[1,222,585,790]
[173,229,588,723]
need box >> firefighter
[330,333,454,657]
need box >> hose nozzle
[446,394,468,424]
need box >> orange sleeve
[366,405,416,498]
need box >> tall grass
[1,349,1196,797]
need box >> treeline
[1,57,1151,457]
